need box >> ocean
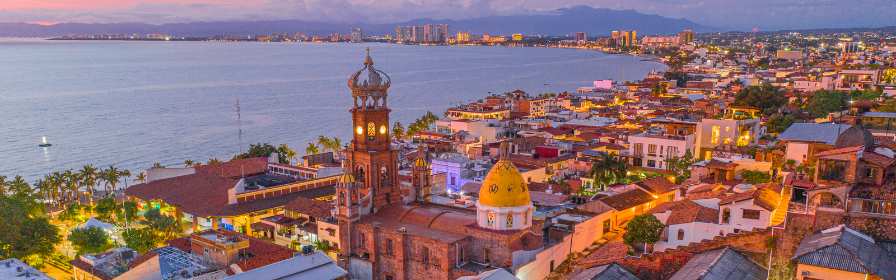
[0,39,665,181]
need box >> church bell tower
[337,48,400,217]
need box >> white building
[650,200,722,251]
[694,117,762,161]
[628,132,695,170]
[0,259,51,280]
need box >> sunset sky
[1,0,894,30]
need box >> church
[335,50,544,280]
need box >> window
[603,220,611,234]
[742,209,761,220]
[722,208,731,224]
[647,160,656,168]
[677,229,685,240]
[634,143,644,156]
[710,125,720,145]
[506,213,514,227]
[367,122,376,137]
[648,144,657,156]
[358,233,366,248]
[421,247,430,264]
[385,239,393,256]
[487,211,496,227]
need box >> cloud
[0,0,893,30]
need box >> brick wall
[578,228,772,280]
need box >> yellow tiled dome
[478,159,531,207]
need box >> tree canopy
[69,226,113,255]
[733,84,787,116]
[0,195,60,265]
[806,90,848,118]
[623,214,665,248]
[765,114,796,134]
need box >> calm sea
[0,39,665,181]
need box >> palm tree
[80,165,98,205]
[120,169,132,190]
[59,171,76,205]
[392,122,405,140]
[34,178,52,206]
[277,144,297,164]
[102,166,122,197]
[135,173,147,184]
[589,153,627,192]
[183,159,195,167]
[0,175,7,196]
[306,143,321,155]
[317,136,333,152]
[9,176,31,196]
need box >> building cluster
[395,24,450,44]
[59,27,896,280]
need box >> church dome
[478,159,531,208]
[835,126,874,149]
[348,48,391,92]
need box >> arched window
[380,166,389,187]
[355,166,365,182]
[487,211,495,227]
[722,208,731,224]
[506,213,514,228]
[677,229,685,241]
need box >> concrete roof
[778,123,852,145]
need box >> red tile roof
[861,152,896,167]
[125,172,237,217]
[650,200,719,225]
[284,196,333,219]
[599,188,655,210]
[718,186,780,211]
[637,177,678,195]
[815,145,864,157]
[195,157,269,179]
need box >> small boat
[39,136,52,147]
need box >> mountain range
[0,6,710,37]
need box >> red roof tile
[284,196,333,219]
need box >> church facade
[335,50,543,280]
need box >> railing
[848,198,896,217]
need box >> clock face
[356,126,364,135]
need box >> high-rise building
[614,30,638,48]
[456,31,471,43]
[422,24,448,43]
[411,26,424,43]
[575,32,587,42]
[678,29,695,44]
[350,28,363,43]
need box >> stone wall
[612,229,772,280]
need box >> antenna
[236,98,245,179]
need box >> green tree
[69,227,113,255]
[740,170,772,184]
[623,214,664,251]
[806,90,848,118]
[79,165,99,205]
[0,194,59,265]
[235,143,278,159]
[183,159,195,167]
[142,208,181,241]
[666,150,696,183]
[100,165,122,196]
[93,197,119,223]
[589,153,627,192]
[116,200,139,227]
[733,84,787,116]
[122,228,158,254]
[305,143,321,155]
[765,114,796,134]
[392,122,405,140]
[277,144,297,164]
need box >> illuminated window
[736,130,751,146]
[356,126,364,135]
[487,211,495,226]
[710,125,720,145]
[367,122,376,137]
[379,125,387,135]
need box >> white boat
[39,136,52,147]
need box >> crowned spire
[364,47,373,66]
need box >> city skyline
[1,0,895,31]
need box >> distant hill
[0,6,711,37]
